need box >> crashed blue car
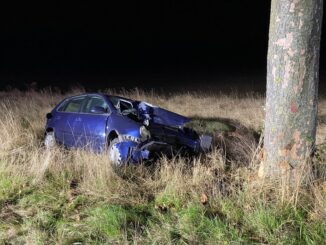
[44,93,212,165]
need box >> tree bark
[260,0,323,178]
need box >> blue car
[44,93,212,165]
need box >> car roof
[64,93,136,102]
[62,92,104,100]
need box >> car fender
[107,112,142,139]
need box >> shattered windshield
[108,96,137,116]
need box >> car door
[54,95,87,147]
[74,95,110,152]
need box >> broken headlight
[140,126,151,141]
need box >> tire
[44,132,56,149]
[108,138,123,166]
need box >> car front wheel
[108,138,123,166]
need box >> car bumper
[115,134,212,164]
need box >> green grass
[0,173,27,206]
[186,118,236,135]
[1,166,325,244]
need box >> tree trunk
[259,0,323,179]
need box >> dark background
[0,1,325,92]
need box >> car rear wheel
[44,132,56,149]
[108,138,123,165]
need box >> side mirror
[90,106,107,114]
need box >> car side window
[120,100,133,111]
[57,100,68,112]
[82,96,109,113]
[62,97,85,113]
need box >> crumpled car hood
[137,101,191,128]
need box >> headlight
[140,126,151,141]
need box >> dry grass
[0,88,325,244]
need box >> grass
[0,88,325,244]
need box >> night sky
[0,1,325,91]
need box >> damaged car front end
[45,93,212,165]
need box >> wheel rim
[45,133,55,149]
[109,143,122,165]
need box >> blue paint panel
[151,107,190,127]
[73,113,108,151]
[108,112,141,138]
[138,102,190,127]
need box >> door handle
[75,117,82,122]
